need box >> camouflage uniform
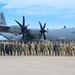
[72,41,75,56]
[40,42,44,55]
[9,42,13,55]
[42,44,45,56]
[48,42,53,56]
[31,42,35,55]
[34,41,38,55]
[69,42,73,56]
[71,41,75,56]
[42,42,48,56]
[28,41,32,55]
[45,43,48,56]
[1,41,5,55]
[37,42,41,56]
[12,42,16,55]
[18,42,22,55]
[61,42,65,56]
[16,41,19,55]
[59,41,63,56]
[22,42,26,55]
[62,42,66,56]
[65,42,70,56]
[55,42,60,56]
[52,42,56,56]
[0,42,1,55]
[26,43,29,55]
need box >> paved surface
[0,56,75,75]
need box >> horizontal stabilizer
[0,26,10,31]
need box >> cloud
[4,6,62,16]
[59,14,75,19]
[0,0,75,9]
[0,0,75,18]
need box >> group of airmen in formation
[0,40,75,56]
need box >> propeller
[39,21,48,40]
[15,16,30,40]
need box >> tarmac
[0,56,75,75]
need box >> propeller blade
[23,16,25,26]
[39,33,42,39]
[22,33,24,40]
[43,33,46,40]
[43,23,46,29]
[39,21,42,29]
[15,20,22,28]
[15,16,30,37]
[26,24,30,27]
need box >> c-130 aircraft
[0,12,75,43]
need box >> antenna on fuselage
[64,26,66,28]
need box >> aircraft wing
[0,32,15,41]
[0,32,23,42]
[0,32,49,43]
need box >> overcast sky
[0,0,75,39]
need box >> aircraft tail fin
[0,12,7,25]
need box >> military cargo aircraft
[0,12,48,40]
[0,12,75,43]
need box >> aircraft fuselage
[45,28,75,42]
